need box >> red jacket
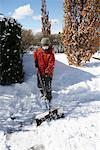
[34,47,55,77]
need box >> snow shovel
[36,107,64,126]
[35,69,64,126]
[37,68,50,110]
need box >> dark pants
[37,73,52,102]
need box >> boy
[34,37,55,102]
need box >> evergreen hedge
[0,15,24,85]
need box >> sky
[0,0,64,34]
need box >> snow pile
[93,51,100,59]
[5,113,100,150]
[0,132,6,150]
[0,53,100,150]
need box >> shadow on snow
[53,60,95,90]
[23,53,36,80]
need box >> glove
[35,60,38,68]
[45,69,48,75]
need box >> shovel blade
[36,108,64,126]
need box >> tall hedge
[62,0,99,66]
[0,15,24,85]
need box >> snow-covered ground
[0,52,100,150]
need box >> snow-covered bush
[53,44,64,53]
[0,15,24,85]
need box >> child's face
[42,46,49,51]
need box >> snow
[0,52,100,150]
[0,14,4,21]
[4,114,100,150]
[93,51,100,59]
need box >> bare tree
[21,29,35,51]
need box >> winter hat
[41,37,51,46]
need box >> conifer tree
[62,0,99,66]
[0,15,24,85]
[41,0,51,36]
